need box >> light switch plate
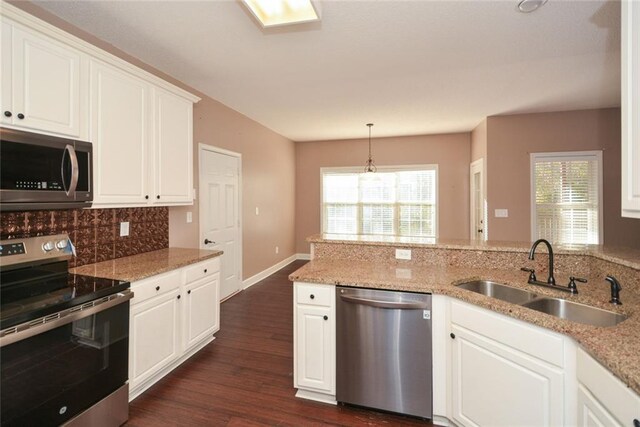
[119,222,130,237]
[186,212,193,223]
[395,248,412,260]
[495,209,509,218]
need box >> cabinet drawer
[296,283,333,307]
[184,258,220,283]
[131,270,182,305]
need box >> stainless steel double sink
[456,280,627,328]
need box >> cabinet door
[622,0,640,218]
[3,23,82,137]
[152,88,193,204]
[183,273,220,352]
[91,60,149,205]
[295,305,334,394]
[451,324,564,427]
[129,288,180,390]
[577,384,621,427]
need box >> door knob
[204,239,215,245]
[477,229,483,233]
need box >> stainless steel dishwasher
[336,286,432,419]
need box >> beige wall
[486,108,640,248]
[295,133,471,253]
[471,118,487,162]
[13,2,297,279]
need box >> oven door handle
[61,144,79,197]
[0,290,133,348]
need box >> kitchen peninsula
[290,234,640,426]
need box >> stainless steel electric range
[0,234,132,427]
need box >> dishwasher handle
[339,293,429,310]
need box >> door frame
[198,143,243,298]
[469,158,486,241]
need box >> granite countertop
[71,248,223,282]
[289,259,640,395]
[308,233,640,270]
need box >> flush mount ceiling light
[241,0,320,28]
[517,0,548,13]
[364,123,377,173]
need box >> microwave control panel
[14,181,63,190]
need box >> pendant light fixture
[364,123,377,173]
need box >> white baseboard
[241,253,312,290]
[242,254,297,289]
[295,389,337,405]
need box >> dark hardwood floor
[126,260,433,426]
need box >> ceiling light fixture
[517,0,548,13]
[241,0,320,28]
[364,123,377,173]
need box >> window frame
[320,164,439,238]
[529,150,604,245]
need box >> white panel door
[451,324,564,427]
[469,159,485,240]
[4,23,82,137]
[129,288,180,391]
[295,305,334,394]
[199,147,241,300]
[183,274,220,352]
[91,60,149,205]
[577,385,620,427]
[153,88,193,204]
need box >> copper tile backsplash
[0,207,169,268]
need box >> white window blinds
[531,152,602,245]
[322,167,437,237]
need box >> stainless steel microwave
[0,128,93,211]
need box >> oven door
[0,291,131,427]
[0,128,92,211]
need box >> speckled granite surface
[71,248,223,282]
[308,234,640,270]
[289,259,640,396]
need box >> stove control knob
[42,241,55,252]
[56,240,68,250]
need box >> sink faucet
[528,239,556,286]
[605,276,622,305]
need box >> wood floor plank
[126,260,433,426]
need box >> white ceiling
[33,0,621,142]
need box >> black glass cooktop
[0,262,129,330]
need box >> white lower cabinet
[129,287,181,390]
[449,300,567,427]
[183,272,220,352]
[293,282,336,401]
[128,258,221,400]
[577,347,640,427]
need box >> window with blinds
[322,167,438,237]
[531,152,602,245]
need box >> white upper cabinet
[91,60,150,205]
[1,18,86,139]
[0,4,200,208]
[622,0,640,218]
[152,88,194,204]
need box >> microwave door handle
[62,144,79,196]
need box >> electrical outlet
[119,222,130,237]
[255,207,259,215]
[186,212,193,223]
[495,209,509,218]
[275,246,279,254]
[395,248,412,260]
